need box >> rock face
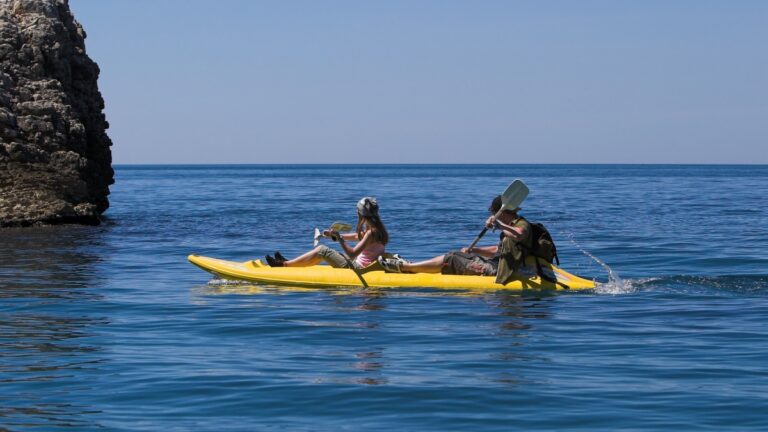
[0,0,113,227]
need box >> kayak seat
[360,252,404,274]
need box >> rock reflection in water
[0,225,107,429]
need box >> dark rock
[0,0,113,227]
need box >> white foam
[206,278,248,286]
[561,231,635,295]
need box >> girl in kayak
[265,197,388,269]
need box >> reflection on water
[0,226,107,430]
[195,283,556,389]
[483,294,553,386]
[0,314,105,429]
[339,294,388,385]
[197,280,561,298]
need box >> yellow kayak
[188,254,596,291]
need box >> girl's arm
[323,230,360,242]
[339,230,373,259]
[339,232,359,241]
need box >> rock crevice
[1,0,113,227]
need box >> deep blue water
[2,165,767,431]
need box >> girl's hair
[357,212,389,245]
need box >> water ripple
[2,165,768,431]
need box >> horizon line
[112,162,768,167]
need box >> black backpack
[526,221,569,289]
[528,222,559,265]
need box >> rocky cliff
[0,0,113,227]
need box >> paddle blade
[313,228,321,247]
[468,179,530,249]
[330,222,353,232]
[500,179,529,211]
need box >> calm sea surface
[1,165,767,431]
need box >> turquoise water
[2,165,767,431]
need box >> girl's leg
[283,246,326,267]
[401,255,444,273]
[284,245,349,268]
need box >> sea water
[1,165,767,431]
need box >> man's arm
[494,220,527,241]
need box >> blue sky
[70,0,767,164]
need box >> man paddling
[379,195,533,284]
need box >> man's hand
[485,215,497,229]
[495,220,525,240]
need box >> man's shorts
[441,251,498,276]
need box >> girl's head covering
[356,197,379,217]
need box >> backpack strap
[534,257,570,290]
[549,232,560,265]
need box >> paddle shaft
[466,179,529,251]
[333,236,369,288]
[467,208,504,250]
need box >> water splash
[561,231,635,294]
[206,277,248,286]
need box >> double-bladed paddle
[312,221,369,288]
[467,179,529,250]
[313,222,353,247]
